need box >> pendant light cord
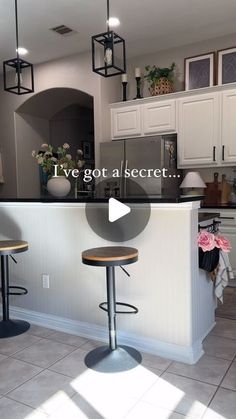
[107,0,110,32]
[15,0,19,58]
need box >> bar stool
[0,240,30,338]
[82,246,142,372]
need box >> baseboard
[7,304,203,364]
[201,321,216,341]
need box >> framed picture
[184,52,215,90]
[82,141,92,159]
[217,47,236,85]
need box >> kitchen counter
[202,203,236,209]
[0,199,214,364]
[0,195,204,203]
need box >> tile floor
[0,318,236,418]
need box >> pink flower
[198,231,216,252]
[215,235,231,253]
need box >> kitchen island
[0,199,215,364]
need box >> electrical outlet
[42,274,50,289]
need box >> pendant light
[92,0,126,77]
[3,0,34,95]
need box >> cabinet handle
[120,160,124,196]
[218,216,234,220]
[222,145,225,161]
[213,146,216,162]
[124,160,128,197]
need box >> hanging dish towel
[0,153,4,184]
[215,251,234,303]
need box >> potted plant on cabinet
[145,62,176,96]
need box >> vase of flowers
[46,176,71,197]
[198,230,231,273]
[145,63,176,96]
[32,143,84,197]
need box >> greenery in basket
[32,143,85,177]
[144,63,176,89]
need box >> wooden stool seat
[82,246,138,267]
[0,240,28,255]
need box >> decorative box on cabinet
[177,93,220,168]
[143,100,176,135]
[111,106,142,139]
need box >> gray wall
[49,104,94,158]
[0,51,120,197]
[126,32,236,100]
[15,113,50,198]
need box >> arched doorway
[15,88,94,198]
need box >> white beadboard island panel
[0,201,215,363]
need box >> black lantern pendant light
[3,0,34,95]
[92,0,126,77]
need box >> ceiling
[1,0,236,65]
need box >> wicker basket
[149,77,174,96]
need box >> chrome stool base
[84,345,142,373]
[0,319,30,338]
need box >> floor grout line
[0,336,45,357]
[123,376,162,418]
[10,343,80,370]
[163,369,221,387]
[1,319,236,418]
[218,355,236,388]
[3,367,45,398]
[3,394,50,417]
[5,366,78,412]
[200,351,236,362]
[210,331,236,341]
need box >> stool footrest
[8,286,28,296]
[99,301,138,314]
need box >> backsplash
[190,167,236,184]
[194,167,236,205]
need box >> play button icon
[109,198,131,222]
[85,178,151,242]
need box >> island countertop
[0,195,204,204]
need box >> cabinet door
[143,100,176,134]
[178,93,219,167]
[221,90,236,164]
[111,106,142,139]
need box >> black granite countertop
[0,195,204,204]
[201,203,236,209]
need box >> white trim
[201,321,216,341]
[110,81,236,108]
[0,202,87,208]
[185,53,215,91]
[7,304,204,364]
[218,47,236,86]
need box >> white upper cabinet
[143,100,176,134]
[110,85,236,168]
[111,105,142,139]
[177,93,220,168]
[221,89,236,164]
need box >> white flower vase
[47,176,71,197]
